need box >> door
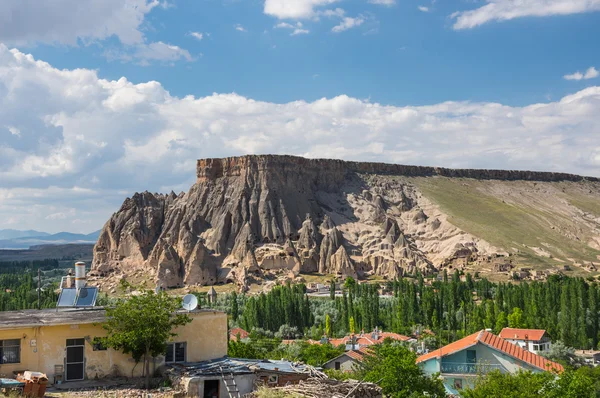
[203,379,219,398]
[65,338,85,381]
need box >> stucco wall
[0,310,226,382]
[323,355,357,372]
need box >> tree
[230,291,239,322]
[507,307,524,328]
[349,316,356,334]
[101,290,191,389]
[495,311,508,334]
[325,314,332,337]
[356,341,446,398]
[461,369,596,398]
[330,280,336,300]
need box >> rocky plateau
[90,155,600,291]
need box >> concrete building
[0,307,227,383]
[417,330,562,396]
[322,349,366,372]
[498,328,551,353]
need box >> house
[322,349,368,372]
[325,328,414,351]
[229,328,250,342]
[417,330,563,396]
[498,328,551,353]
[0,307,227,383]
[168,357,314,397]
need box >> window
[267,375,278,385]
[0,339,20,364]
[466,350,477,364]
[335,361,341,370]
[454,378,463,390]
[165,342,186,363]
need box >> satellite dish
[182,294,198,311]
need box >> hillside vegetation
[413,177,600,273]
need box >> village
[1,262,597,398]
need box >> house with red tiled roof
[499,328,551,353]
[322,348,372,372]
[321,327,414,351]
[229,327,250,341]
[417,330,563,396]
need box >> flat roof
[0,308,223,330]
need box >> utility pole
[37,268,41,310]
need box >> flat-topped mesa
[197,154,599,183]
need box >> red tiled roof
[499,328,546,341]
[346,350,365,361]
[416,330,563,373]
[229,327,249,341]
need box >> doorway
[203,379,220,398]
[65,338,85,381]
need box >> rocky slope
[91,155,600,290]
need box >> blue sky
[25,0,600,106]
[0,0,599,233]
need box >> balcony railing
[440,362,505,375]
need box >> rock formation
[91,154,600,288]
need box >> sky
[0,0,599,234]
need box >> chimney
[75,261,86,290]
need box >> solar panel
[57,288,78,307]
[75,287,98,307]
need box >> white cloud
[292,29,310,35]
[275,22,310,35]
[0,0,159,46]
[369,0,396,5]
[104,42,194,65]
[332,16,365,32]
[7,126,21,137]
[2,45,600,231]
[189,32,204,41]
[452,0,600,30]
[418,6,430,12]
[564,67,599,81]
[235,24,247,32]
[264,0,340,19]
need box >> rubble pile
[250,377,383,398]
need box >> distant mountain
[0,230,101,249]
[0,229,50,240]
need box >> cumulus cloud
[452,0,600,30]
[2,45,600,231]
[332,16,365,32]
[418,6,430,12]
[0,0,159,45]
[264,0,340,19]
[564,67,599,81]
[235,24,247,32]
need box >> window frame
[0,339,21,365]
[165,342,187,363]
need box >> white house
[498,328,551,353]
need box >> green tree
[349,316,356,334]
[507,307,524,328]
[330,280,336,300]
[325,314,332,337]
[357,341,446,398]
[101,290,191,389]
[462,369,596,398]
[230,291,239,322]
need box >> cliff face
[91,155,600,289]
